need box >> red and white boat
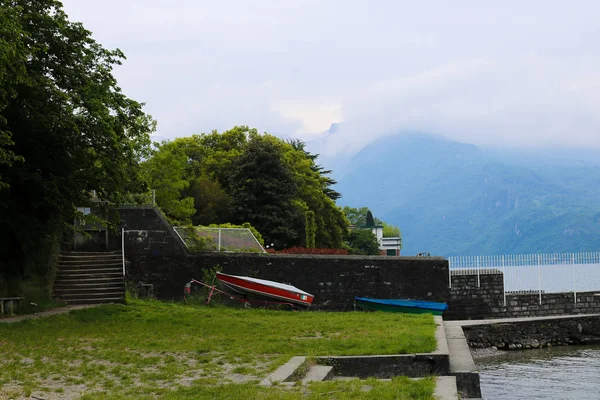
[216,272,314,307]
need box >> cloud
[60,0,600,155]
[322,55,600,156]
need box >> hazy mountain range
[311,130,600,257]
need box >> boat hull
[355,297,448,315]
[216,272,314,307]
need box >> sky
[61,0,600,156]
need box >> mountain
[329,132,600,257]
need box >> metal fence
[448,252,600,304]
[173,227,265,253]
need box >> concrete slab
[432,315,449,355]
[302,365,334,383]
[260,356,306,386]
[434,376,458,400]
[444,324,476,372]
[444,322,482,399]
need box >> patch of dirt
[0,350,278,398]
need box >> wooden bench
[0,297,24,316]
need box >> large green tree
[141,127,349,249]
[228,134,303,248]
[187,175,231,226]
[283,140,347,248]
[0,0,153,281]
[140,142,194,222]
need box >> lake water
[477,345,600,399]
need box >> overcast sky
[61,0,600,155]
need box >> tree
[187,175,231,226]
[0,0,153,281]
[0,7,23,189]
[366,211,376,227]
[283,140,347,248]
[342,206,371,227]
[305,211,316,248]
[346,230,380,255]
[139,129,349,249]
[286,139,341,201]
[228,135,302,248]
[140,143,194,222]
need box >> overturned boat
[355,297,448,315]
[216,272,315,308]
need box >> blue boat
[355,297,448,315]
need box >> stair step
[302,366,334,383]
[60,252,122,256]
[54,278,123,286]
[54,289,125,299]
[59,258,122,264]
[56,271,123,277]
[59,259,122,264]
[58,263,122,268]
[54,286,124,293]
[60,297,125,305]
[58,265,123,274]
[54,281,124,288]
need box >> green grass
[0,299,437,399]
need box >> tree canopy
[142,127,349,249]
[0,0,153,280]
[346,230,380,255]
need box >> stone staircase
[54,251,125,304]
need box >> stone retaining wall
[447,272,600,320]
[117,206,451,311]
[462,316,600,350]
[446,273,504,320]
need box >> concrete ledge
[316,353,449,379]
[260,356,306,386]
[444,322,482,399]
[433,315,449,355]
[434,376,458,400]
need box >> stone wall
[112,206,600,318]
[446,272,600,320]
[446,272,504,320]
[462,316,600,349]
[117,206,451,311]
[491,292,600,318]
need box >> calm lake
[477,345,600,399]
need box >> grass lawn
[0,299,438,399]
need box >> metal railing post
[218,229,222,251]
[573,253,577,304]
[121,228,126,276]
[537,254,542,305]
[477,256,481,288]
[448,257,452,288]
[502,255,506,306]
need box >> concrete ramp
[302,365,334,383]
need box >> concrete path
[446,313,600,327]
[0,304,98,324]
[434,376,458,400]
